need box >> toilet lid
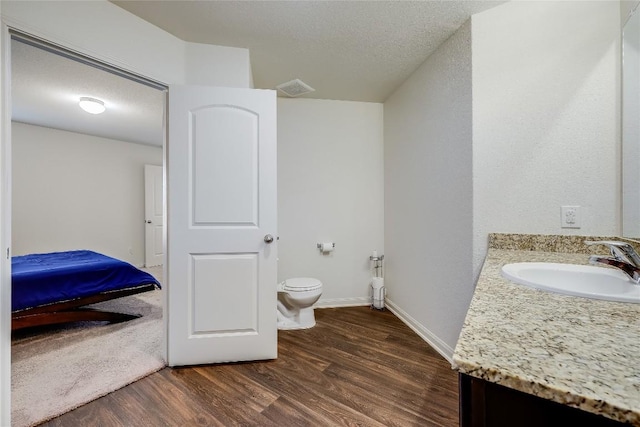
[282,277,322,292]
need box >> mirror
[623,4,640,237]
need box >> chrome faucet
[585,240,640,283]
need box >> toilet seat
[279,277,322,292]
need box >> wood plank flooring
[41,307,459,426]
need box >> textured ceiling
[12,1,503,146]
[112,0,503,102]
[11,39,165,147]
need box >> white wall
[384,20,473,359]
[12,122,162,266]
[185,42,252,88]
[278,98,384,306]
[472,1,621,277]
[383,1,620,361]
[2,0,251,88]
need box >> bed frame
[12,283,156,331]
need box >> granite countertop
[452,234,640,425]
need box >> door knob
[145,220,152,224]
[264,234,274,244]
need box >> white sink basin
[501,262,640,303]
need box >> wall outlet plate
[561,206,581,228]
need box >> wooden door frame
[0,23,169,425]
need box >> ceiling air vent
[275,78,315,97]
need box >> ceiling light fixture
[78,97,106,114]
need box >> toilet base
[277,306,316,330]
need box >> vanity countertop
[452,242,640,425]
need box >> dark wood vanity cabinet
[459,374,628,427]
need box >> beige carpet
[11,267,165,427]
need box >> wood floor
[41,307,459,426]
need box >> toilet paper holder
[317,243,335,249]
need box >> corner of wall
[385,299,454,363]
[248,53,255,89]
[621,0,640,25]
[383,18,473,355]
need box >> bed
[11,250,161,331]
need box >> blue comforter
[12,250,161,311]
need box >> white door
[167,85,277,366]
[144,164,164,267]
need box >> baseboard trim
[315,297,370,309]
[385,299,454,364]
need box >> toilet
[277,277,323,330]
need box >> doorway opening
[9,30,168,425]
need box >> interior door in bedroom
[144,164,164,267]
[167,85,277,366]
